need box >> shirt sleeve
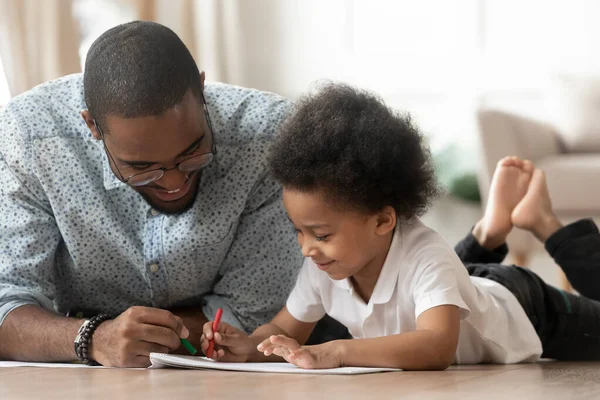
[203,172,304,332]
[412,247,471,321]
[0,108,61,326]
[202,95,303,333]
[286,258,326,323]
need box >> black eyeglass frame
[94,92,217,187]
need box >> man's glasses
[94,95,217,187]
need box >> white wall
[7,0,600,142]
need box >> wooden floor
[2,362,600,399]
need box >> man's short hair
[84,21,202,127]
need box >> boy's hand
[257,334,342,369]
[200,321,255,362]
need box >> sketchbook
[149,353,400,375]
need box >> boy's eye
[315,234,330,242]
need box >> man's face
[86,90,213,214]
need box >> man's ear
[375,206,396,236]
[81,110,101,140]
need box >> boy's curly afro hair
[269,83,441,221]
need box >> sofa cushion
[538,154,600,212]
[545,75,600,153]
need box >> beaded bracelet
[74,313,111,366]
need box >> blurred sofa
[475,76,600,290]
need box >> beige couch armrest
[476,110,562,204]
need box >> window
[73,0,137,70]
[352,0,478,94]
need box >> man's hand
[200,321,256,362]
[90,306,189,368]
[168,307,207,354]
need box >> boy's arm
[332,252,465,370]
[330,305,460,370]
[259,305,460,370]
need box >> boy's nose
[301,241,318,258]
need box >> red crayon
[207,308,223,358]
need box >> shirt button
[149,263,159,273]
[151,209,160,216]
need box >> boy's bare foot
[512,168,563,242]
[473,157,534,249]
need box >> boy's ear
[375,206,396,235]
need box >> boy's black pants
[456,219,600,360]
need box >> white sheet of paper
[0,361,107,369]
[149,353,400,375]
[0,355,401,375]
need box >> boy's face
[282,188,394,281]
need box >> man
[462,156,600,302]
[0,21,302,367]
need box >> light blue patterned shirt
[0,74,303,332]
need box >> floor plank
[2,363,600,399]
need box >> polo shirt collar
[331,229,404,304]
[370,229,403,304]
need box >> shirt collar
[331,229,404,304]
[332,276,353,292]
[91,138,127,191]
[370,229,403,304]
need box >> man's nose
[156,168,188,191]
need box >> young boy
[200,84,600,370]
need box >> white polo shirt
[286,219,543,364]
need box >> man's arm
[0,112,70,360]
[0,111,187,367]
[0,305,83,361]
[0,304,189,366]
